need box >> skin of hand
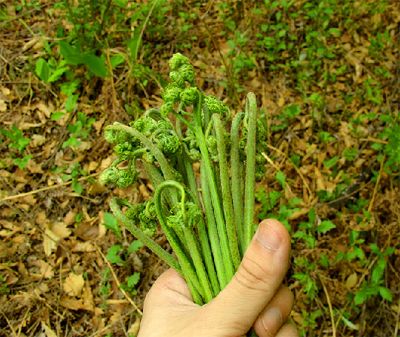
[138,219,298,337]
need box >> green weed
[0,125,32,169]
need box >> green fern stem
[243,92,258,250]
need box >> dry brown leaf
[277,96,285,107]
[71,241,96,252]
[52,222,71,239]
[288,208,310,220]
[109,306,123,325]
[35,212,48,229]
[0,99,6,112]
[75,221,98,241]
[64,210,77,226]
[63,273,85,297]
[0,86,11,97]
[22,36,42,51]
[100,156,114,170]
[93,117,106,134]
[41,322,57,337]
[346,273,358,290]
[128,317,141,337]
[35,102,52,118]
[87,182,107,195]
[20,194,36,205]
[87,161,99,172]
[31,134,47,147]
[82,282,95,311]
[314,167,326,191]
[36,260,54,279]
[98,221,107,239]
[60,297,86,311]
[43,229,59,257]
[26,159,44,174]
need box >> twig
[359,137,388,144]
[394,297,400,337]
[266,144,313,197]
[0,309,18,337]
[87,308,138,337]
[261,151,295,198]
[94,244,143,316]
[319,275,337,337]
[0,172,100,202]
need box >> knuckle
[235,255,273,291]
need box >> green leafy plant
[0,125,32,169]
[100,54,266,326]
[63,112,95,150]
[106,239,143,295]
[293,209,336,249]
[272,104,301,131]
[0,275,10,295]
[353,244,394,305]
[61,163,86,194]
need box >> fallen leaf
[60,297,86,311]
[52,222,71,239]
[43,229,59,256]
[0,99,6,112]
[64,210,77,226]
[0,86,11,96]
[346,273,358,289]
[36,260,54,279]
[31,134,46,147]
[63,273,85,297]
[128,317,141,336]
[71,241,96,252]
[26,159,44,174]
[36,211,48,228]
[93,117,106,134]
[75,221,98,241]
[60,294,94,311]
[87,161,99,172]
[41,322,57,337]
[82,282,95,311]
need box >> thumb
[202,219,291,333]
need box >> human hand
[138,219,298,337]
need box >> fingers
[254,286,294,337]
[275,323,299,337]
[144,269,195,310]
[138,269,199,337]
[202,219,291,333]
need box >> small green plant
[371,114,400,174]
[62,112,95,150]
[298,309,323,337]
[99,268,112,309]
[363,78,383,105]
[61,163,86,194]
[272,104,301,131]
[353,244,394,305]
[106,240,143,295]
[0,125,32,169]
[293,209,336,249]
[103,212,122,239]
[293,256,319,301]
[256,188,281,219]
[0,274,9,295]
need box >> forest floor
[0,1,399,336]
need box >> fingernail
[256,222,281,251]
[262,307,283,332]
